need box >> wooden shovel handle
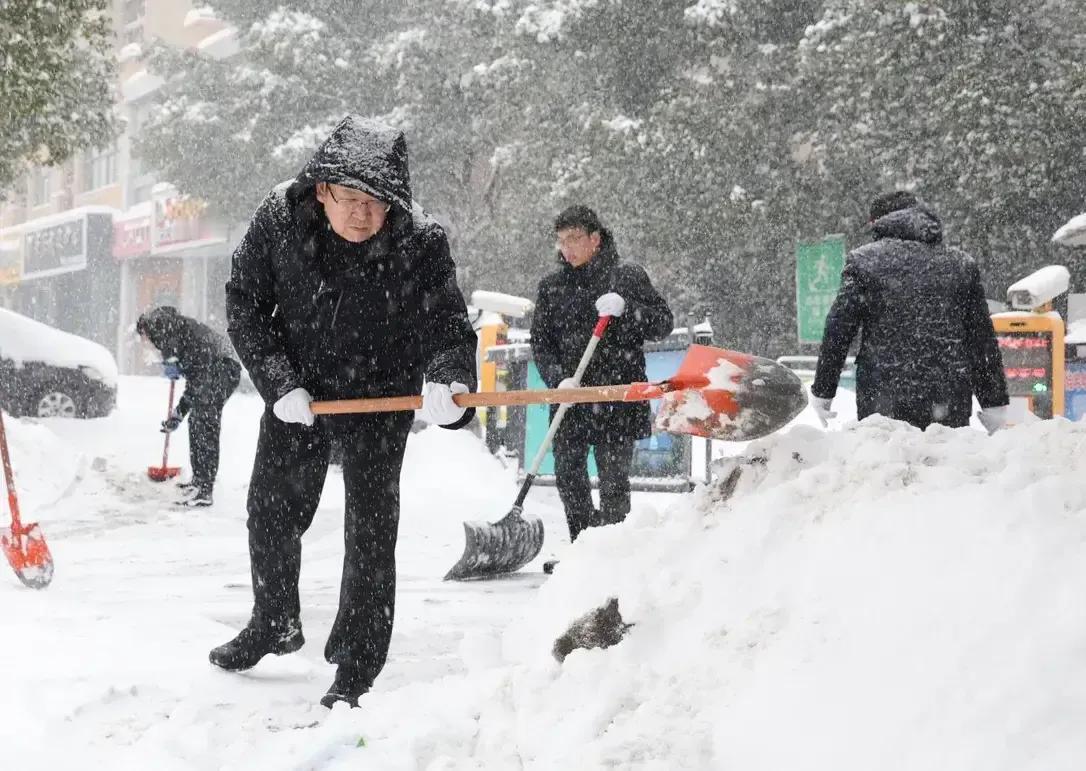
[310,385,635,416]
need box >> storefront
[114,185,236,374]
[0,207,121,352]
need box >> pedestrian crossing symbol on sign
[796,236,846,345]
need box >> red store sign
[113,215,152,259]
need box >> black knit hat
[869,191,919,222]
[555,205,604,234]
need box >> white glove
[812,396,836,428]
[595,292,625,317]
[557,377,579,390]
[417,381,469,425]
[273,387,314,426]
[976,405,1007,435]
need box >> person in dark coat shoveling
[530,205,673,542]
[812,191,1009,432]
[211,115,478,709]
[137,306,241,507]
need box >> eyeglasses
[556,230,591,249]
[326,185,391,217]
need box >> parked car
[0,307,118,418]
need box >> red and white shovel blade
[2,522,54,589]
[632,344,808,442]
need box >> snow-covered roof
[0,307,118,386]
[183,6,217,27]
[117,43,142,63]
[1053,213,1086,246]
[196,26,238,59]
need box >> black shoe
[543,559,560,574]
[209,620,304,672]
[319,666,370,709]
[178,487,213,507]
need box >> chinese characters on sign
[996,333,1052,395]
[23,217,86,280]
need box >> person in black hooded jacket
[210,116,478,709]
[136,306,241,507]
[530,206,673,541]
[811,191,1008,432]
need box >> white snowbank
[0,307,118,386]
[7,376,1084,770]
[347,416,1086,769]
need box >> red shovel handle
[0,410,21,533]
[161,378,176,470]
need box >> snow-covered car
[0,307,118,418]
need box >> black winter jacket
[225,116,477,426]
[812,206,1008,426]
[530,232,673,442]
[137,307,240,414]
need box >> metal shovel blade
[2,522,54,589]
[443,505,545,581]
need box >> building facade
[0,0,241,374]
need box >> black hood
[136,306,182,350]
[287,115,412,214]
[871,205,943,245]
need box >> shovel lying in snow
[311,344,808,580]
[0,410,54,589]
[148,377,182,482]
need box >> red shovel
[148,378,182,482]
[0,410,54,589]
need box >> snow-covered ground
[3,378,1084,770]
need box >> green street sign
[796,235,846,345]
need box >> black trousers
[186,363,240,490]
[188,403,226,489]
[553,431,635,542]
[246,410,412,686]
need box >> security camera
[1006,265,1070,311]
[470,290,535,319]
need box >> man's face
[315,182,390,243]
[556,227,601,268]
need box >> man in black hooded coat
[812,191,1008,432]
[210,116,478,709]
[136,306,240,506]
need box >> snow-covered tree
[0,0,116,191]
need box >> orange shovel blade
[2,522,54,589]
[147,465,181,482]
[638,344,808,442]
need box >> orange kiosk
[991,266,1069,422]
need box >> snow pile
[0,416,82,516]
[498,418,1086,769]
[354,416,1086,769]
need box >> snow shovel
[0,410,54,589]
[148,377,182,482]
[310,344,808,577]
[443,314,613,580]
[310,345,808,441]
